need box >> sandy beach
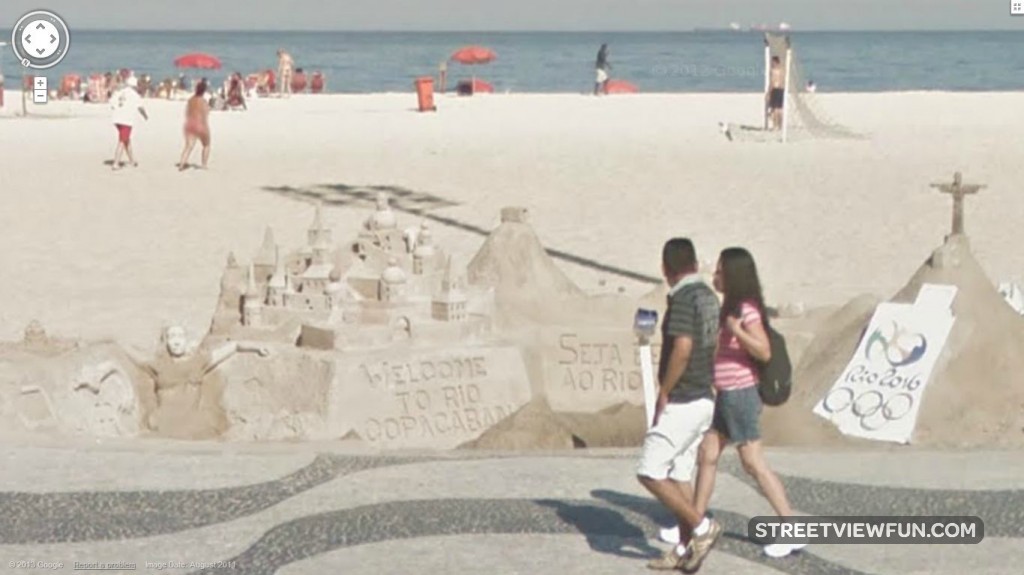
[1,90,1023,351]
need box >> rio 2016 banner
[813,292,956,444]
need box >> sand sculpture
[123,325,270,440]
[0,321,150,438]
[761,173,1024,447]
[31,184,1024,451]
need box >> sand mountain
[763,235,1024,447]
[468,207,585,299]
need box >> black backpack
[757,320,793,406]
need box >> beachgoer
[806,80,816,93]
[637,238,723,572]
[767,56,785,130]
[278,49,294,96]
[177,80,212,171]
[664,247,805,559]
[227,73,247,110]
[438,61,448,93]
[178,73,191,95]
[110,76,148,171]
[594,43,611,95]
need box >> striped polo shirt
[714,300,763,391]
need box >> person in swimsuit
[594,43,611,95]
[767,56,785,131]
[278,49,294,96]
[177,81,212,171]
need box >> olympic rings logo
[865,321,928,368]
[820,387,916,431]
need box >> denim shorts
[712,385,763,444]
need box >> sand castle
[5,176,1019,449]
[210,193,491,350]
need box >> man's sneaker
[764,542,807,558]
[646,545,687,570]
[680,519,723,572]
[658,525,681,545]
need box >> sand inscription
[557,333,661,393]
[358,355,515,442]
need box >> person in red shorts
[110,76,149,171]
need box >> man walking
[594,43,611,95]
[636,238,723,572]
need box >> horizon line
[43,27,1024,33]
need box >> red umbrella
[449,46,496,95]
[606,79,639,94]
[449,46,496,65]
[174,53,222,70]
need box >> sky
[0,0,1019,31]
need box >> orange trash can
[415,76,436,112]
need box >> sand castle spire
[442,254,456,289]
[245,263,259,296]
[242,264,263,327]
[307,201,332,248]
[930,172,984,238]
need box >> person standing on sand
[594,43,611,95]
[767,56,785,130]
[177,81,212,171]
[278,49,294,96]
[110,76,148,171]
[637,238,724,572]
[660,247,806,559]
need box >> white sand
[1,91,1022,351]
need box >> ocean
[4,30,1024,93]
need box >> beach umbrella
[449,46,496,65]
[449,46,496,94]
[174,53,222,70]
[605,79,639,94]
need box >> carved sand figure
[128,325,269,439]
[72,361,138,437]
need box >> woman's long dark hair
[719,247,767,325]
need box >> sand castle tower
[253,227,277,281]
[267,246,287,306]
[307,203,333,266]
[379,258,407,302]
[242,264,263,327]
[413,222,436,275]
[762,173,1024,448]
[432,256,468,322]
[356,192,404,256]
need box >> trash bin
[414,76,436,112]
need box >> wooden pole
[763,36,770,130]
[782,44,793,143]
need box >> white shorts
[636,399,714,482]
[596,68,609,83]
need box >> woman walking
[177,81,211,171]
